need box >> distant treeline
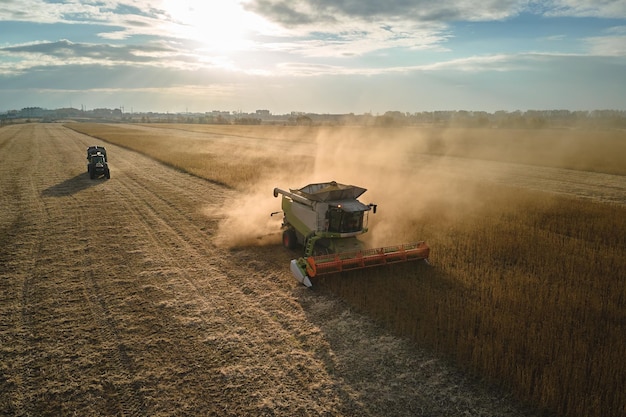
[2,106,625,129]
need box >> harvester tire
[282,229,297,249]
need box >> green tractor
[87,146,110,179]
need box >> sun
[161,0,264,51]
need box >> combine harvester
[273,181,430,287]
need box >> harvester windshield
[328,206,365,233]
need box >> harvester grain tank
[273,181,430,287]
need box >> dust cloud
[212,126,489,249]
[211,177,289,249]
[209,129,317,249]
[212,125,626,249]
[308,127,488,247]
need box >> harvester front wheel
[282,229,297,250]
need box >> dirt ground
[0,123,569,416]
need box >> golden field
[65,122,626,417]
[68,123,626,189]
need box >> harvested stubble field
[1,123,625,417]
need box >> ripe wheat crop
[67,122,626,417]
[319,187,626,417]
[67,123,315,188]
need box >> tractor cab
[90,154,106,165]
[87,149,110,179]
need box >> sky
[1,0,625,114]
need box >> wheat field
[66,122,626,417]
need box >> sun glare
[161,0,263,51]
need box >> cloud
[2,39,164,60]
[0,39,247,75]
[245,0,523,25]
[1,0,624,113]
[240,0,626,59]
[1,40,133,73]
[583,26,626,56]
[273,54,512,77]
[261,23,450,58]
[0,0,64,23]
[541,0,626,18]
[241,0,514,56]
[3,0,623,63]
[584,35,626,56]
[0,1,176,40]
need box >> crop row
[320,186,625,417]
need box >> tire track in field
[0,128,51,416]
[79,270,148,417]
[105,156,349,414]
[3,124,546,417]
[40,124,148,416]
[26,193,146,416]
[84,134,460,416]
[1,124,147,416]
[61,125,282,412]
[67,195,148,417]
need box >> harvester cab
[273,181,429,287]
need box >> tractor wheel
[105,169,110,179]
[282,229,297,249]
